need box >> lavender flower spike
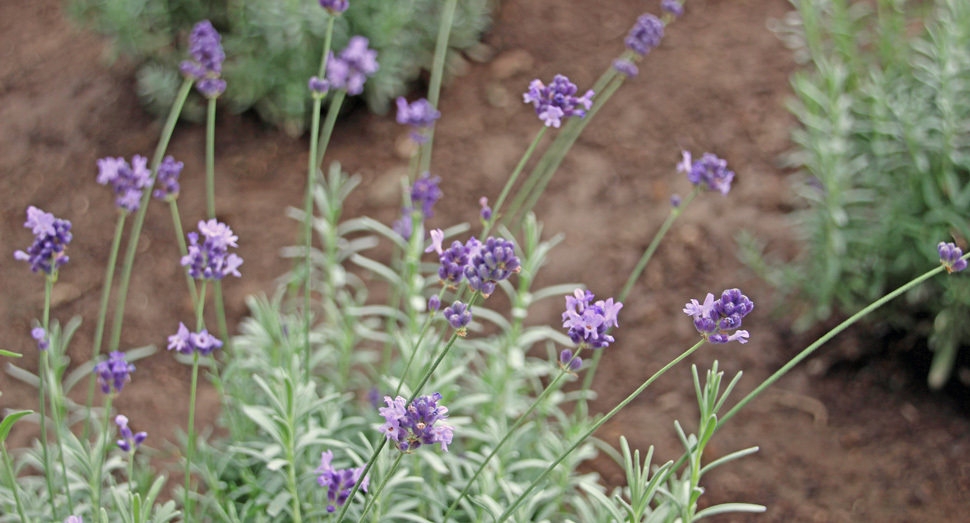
[626,13,665,56]
[115,415,147,452]
[938,242,968,273]
[612,59,639,78]
[443,301,473,334]
[396,97,441,143]
[181,219,243,280]
[662,0,685,18]
[180,20,227,98]
[464,236,521,296]
[14,206,72,275]
[97,155,152,212]
[326,36,379,95]
[379,393,454,452]
[680,151,735,195]
[94,351,135,394]
[153,156,184,200]
[316,450,369,513]
[562,289,623,349]
[523,75,594,128]
[683,288,754,344]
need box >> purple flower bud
[523,75,594,128]
[154,156,184,200]
[94,351,134,395]
[683,289,754,344]
[326,36,379,95]
[428,295,441,312]
[939,242,968,273]
[626,14,665,56]
[670,194,682,207]
[662,0,684,18]
[464,237,520,296]
[396,97,440,143]
[679,151,735,195]
[167,322,223,356]
[559,349,582,371]
[181,219,243,280]
[438,240,469,285]
[96,155,151,212]
[612,59,639,78]
[479,197,492,222]
[309,76,330,94]
[64,517,84,523]
[318,0,349,14]
[31,327,49,351]
[196,78,226,98]
[14,206,72,275]
[443,301,472,332]
[115,415,147,453]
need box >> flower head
[523,75,594,128]
[309,76,330,95]
[662,0,685,18]
[319,0,349,14]
[115,415,147,453]
[683,289,754,344]
[180,20,226,97]
[939,242,967,273]
[463,237,520,296]
[426,229,445,255]
[411,172,442,218]
[14,206,72,275]
[32,327,49,351]
[167,322,223,356]
[680,151,735,195]
[327,36,379,95]
[379,393,454,453]
[396,97,441,143]
[443,301,473,334]
[562,289,623,349]
[152,156,184,200]
[94,351,134,395]
[612,59,639,78]
[181,219,243,280]
[94,155,152,212]
[428,295,441,312]
[626,13,665,56]
[316,450,369,513]
[559,349,582,372]
[438,241,469,284]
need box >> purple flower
[14,206,72,275]
[479,197,492,222]
[426,229,445,255]
[309,76,330,95]
[97,155,152,212]
[393,173,442,239]
[679,151,735,195]
[115,415,147,453]
[939,242,968,273]
[31,327,49,351]
[612,59,639,78]
[626,14,665,56]
[316,450,369,513]
[561,289,623,349]
[523,75,594,128]
[670,194,682,207]
[463,237,520,296]
[396,97,441,143]
[438,241,469,285]
[65,517,83,523]
[180,20,227,98]
[167,322,223,356]
[683,289,754,344]
[94,351,134,395]
[559,349,582,372]
[379,393,454,453]
[428,295,441,312]
[661,0,685,18]
[443,301,472,333]
[153,156,184,200]
[326,36,379,96]
[181,219,243,280]
[319,0,349,14]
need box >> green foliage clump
[753,0,970,387]
[66,0,494,133]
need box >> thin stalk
[480,127,546,239]
[183,281,208,522]
[37,277,59,519]
[127,452,135,521]
[357,453,405,522]
[577,188,700,417]
[168,200,199,306]
[205,98,216,218]
[419,0,458,174]
[1,444,28,523]
[394,287,448,397]
[109,79,193,353]
[496,340,706,522]
[442,351,582,520]
[285,389,303,523]
[83,212,127,440]
[92,394,113,523]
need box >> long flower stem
[168,200,199,306]
[205,98,216,219]
[109,79,192,353]
[394,287,447,398]
[480,127,546,239]
[357,453,404,522]
[577,187,700,418]
[92,394,113,523]
[496,340,706,522]
[183,281,208,522]
[127,451,135,519]
[37,277,59,519]
[419,0,458,174]
[1,443,28,523]
[83,212,127,440]
[286,388,303,523]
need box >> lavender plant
[4,2,970,523]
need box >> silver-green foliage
[753,0,970,387]
[66,0,494,132]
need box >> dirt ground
[2,0,969,521]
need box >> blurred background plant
[745,0,970,388]
[66,0,495,134]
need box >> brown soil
[2,0,968,521]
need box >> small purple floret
[479,197,492,222]
[327,36,379,96]
[378,393,454,453]
[559,349,582,371]
[153,156,184,200]
[938,242,968,273]
[626,14,665,56]
[428,295,441,312]
[318,0,349,14]
[32,327,49,351]
[97,155,152,212]
[316,449,369,513]
[396,97,440,143]
[309,76,330,94]
[679,151,735,195]
[523,75,594,128]
[115,415,147,453]
[683,289,754,344]
[393,172,442,239]
[167,322,223,356]
[181,219,243,280]
[562,289,623,349]
[94,351,135,395]
[612,59,639,78]
[14,206,72,275]
[443,301,473,332]
[662,0,685,18]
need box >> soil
[2,0,969,521]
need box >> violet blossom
[626,13,665,56]
[561,289,623,349]
[396,97,440,143]
[97,155,152,212]
[443,301,472,333]
[14,206,72,275]
[316,450,369,513]
[94,351,135,395]
[180,20,227,98]
[115,415,147,453]
[153,156,184,200]
[378,393,454,453]
[683,288,754,344]
[167,322,223,356]
[679,151,735,195]
[463,236,520,296]
[523,75,594,128]
[318,0,349,14]
[939,242,967,273]
[326,36,379,96]
[181,219,243,280]
[32,327,49,351]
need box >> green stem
[357,453,405,522]
[127,452,135,522]
[480,127,546,239]
[109,79,192,353]
[168,200,199,306]
[92,394,113,523]
[37,277,59,519]
[286,387,303,523]
[205,98,216,219]
[496,340,706,522]
[577,188,700,417]
[1,443,28,523]
[419,0,458,174]
[183,281,207,522]
[394,287,448,397]
[84,212,127,440]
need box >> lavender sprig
[97,156,153,211]
[180,20,227,98]
[683,288,754,344]
[167,322,224,356]
[625,13,665,56]
[326,36,379,95]
[115,415,147,453]
[396,97,441,143]
[678,151,735,195]
[523,75,594,128]
[378,393,454,453]
[938,242,967,273]
[561,289,623,349]
[181,219,243,280]
[13,206,72,275]
[316,450,370,513]
[94,351,135,395]
[153,156,184,200]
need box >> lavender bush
[2,1,967,522]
